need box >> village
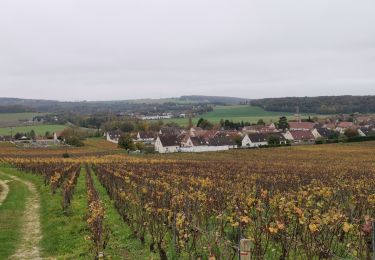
[105,113,375,153]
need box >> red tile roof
[288,122,315,130]
[289,130,315,140]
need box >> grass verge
[0,165,92,259]
[0,172,29,259]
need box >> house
[283,130,315,144]
[106,130,122,144]
[0,135,12,142]
[358,127,375,137]
[242,133,268,147]
[207,135,237,149]
[312,127,336,139]
[154,135,180,153]
[288,122,316,131]
[242,124,279,134]
[336,122,354,134]
[136,131,156,144]
[242,132,287,147]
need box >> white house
[242,133,287,147]
[136,131,156,144]
[283,130,315,144]
[311,128,321,139]
[106,130,122,144]
[242,133,268,147]
[154,135,180,153]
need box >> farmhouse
[284,130,316,144]
[154,135,180,153]
[207,135,237,149]
[336,122,354,134]
[242,132,287,147]
[311,127,336,139]
[242,133,268,147]
[0,135,12,142]
[358,126,375,137]
[106,130,122,144]
[242,124,279,134]
[288,122,316,131]
[136,131,156,144]
[159,126,184,136]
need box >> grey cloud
[0,0,374,101]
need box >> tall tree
[278,116,289,131]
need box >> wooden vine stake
[240,239,251,260]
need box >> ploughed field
[0,142,374,259]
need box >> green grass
[91,168,158,259]
[161,105,312,126]
[0,171,29,259]
[0,124,67,136]
[0,165,92,259]
[0,112,45,127]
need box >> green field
[0,124,67,136]
[0,112,45,127]
[162,105,311,126]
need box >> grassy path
[5,173,42,260]
[90,167,158,259]
[0,179,10,206]
[0,172,29,259]
[0,166,92,259]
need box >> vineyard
[0,142,374,259]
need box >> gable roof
[315,127,335,138]
[247,133,268,143]
[337,122,354,128]
[359,127,375,136]
[158,135,180,147]
[288,122,315,130]
[208,135,236,146]
[289,130,315,140]
[247,132,286,143]
[190,136,208,146]
[160,127,183,135]
[138,131,156,139]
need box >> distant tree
[118,134,135,150]
[338,134,348,143]
[14,133,22,140]
[135,142,145,151]
[257,119,265,125]
[344,128,359,138]
[315,137,326,144]
[197,118,204,127]
[328,131,339,140]
[149,120,164,132]
[29,130,36,140]
[65,136,84,147]
[267,135,280,145]
[277,116,289,131]
[233,135,242,147]
[197,118,213,130]
[120,122,135,133]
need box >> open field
[0,124,67,136]
[0,142,374,259]
[0,138,122,157]
[0,112,45,127]
[161,105,321,126]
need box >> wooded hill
[251,95,375,114]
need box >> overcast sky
[0,0,374,101]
